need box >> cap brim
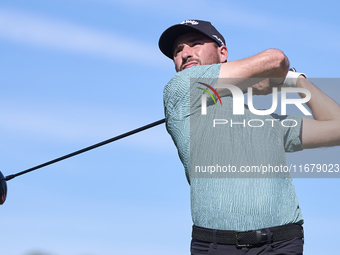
[158,24,207,59]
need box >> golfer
[159,19,340,255]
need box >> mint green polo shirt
[163,64,304,231]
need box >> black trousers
[191,237,303,255]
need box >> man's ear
[219,46,228,63]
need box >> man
[158,20,340,254]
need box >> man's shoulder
[172,63,222,79]
[164,64,222,97]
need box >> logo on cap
[212,35,224,46]
[181,20,199,25]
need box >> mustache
[181,58,200,69]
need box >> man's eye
[174,48,182,56]
[192,41,202,46]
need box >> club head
[0,171,7,205]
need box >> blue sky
[1,1,340,254]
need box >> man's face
[173,32,226,72]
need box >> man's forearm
[217,48,289,95]
[299,77,340,148]
[219,49,289,80]
[297,77,340,121]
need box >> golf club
[0,118,166,205]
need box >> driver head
[0,171,7,205]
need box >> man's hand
[251,78,282,95]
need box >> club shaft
[5,118,165,181]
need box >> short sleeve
[279,115,303,152]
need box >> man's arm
[217,48,289,95]
[298,77,340,148]
[217,46,340,148]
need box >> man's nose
[181,44,193,59]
